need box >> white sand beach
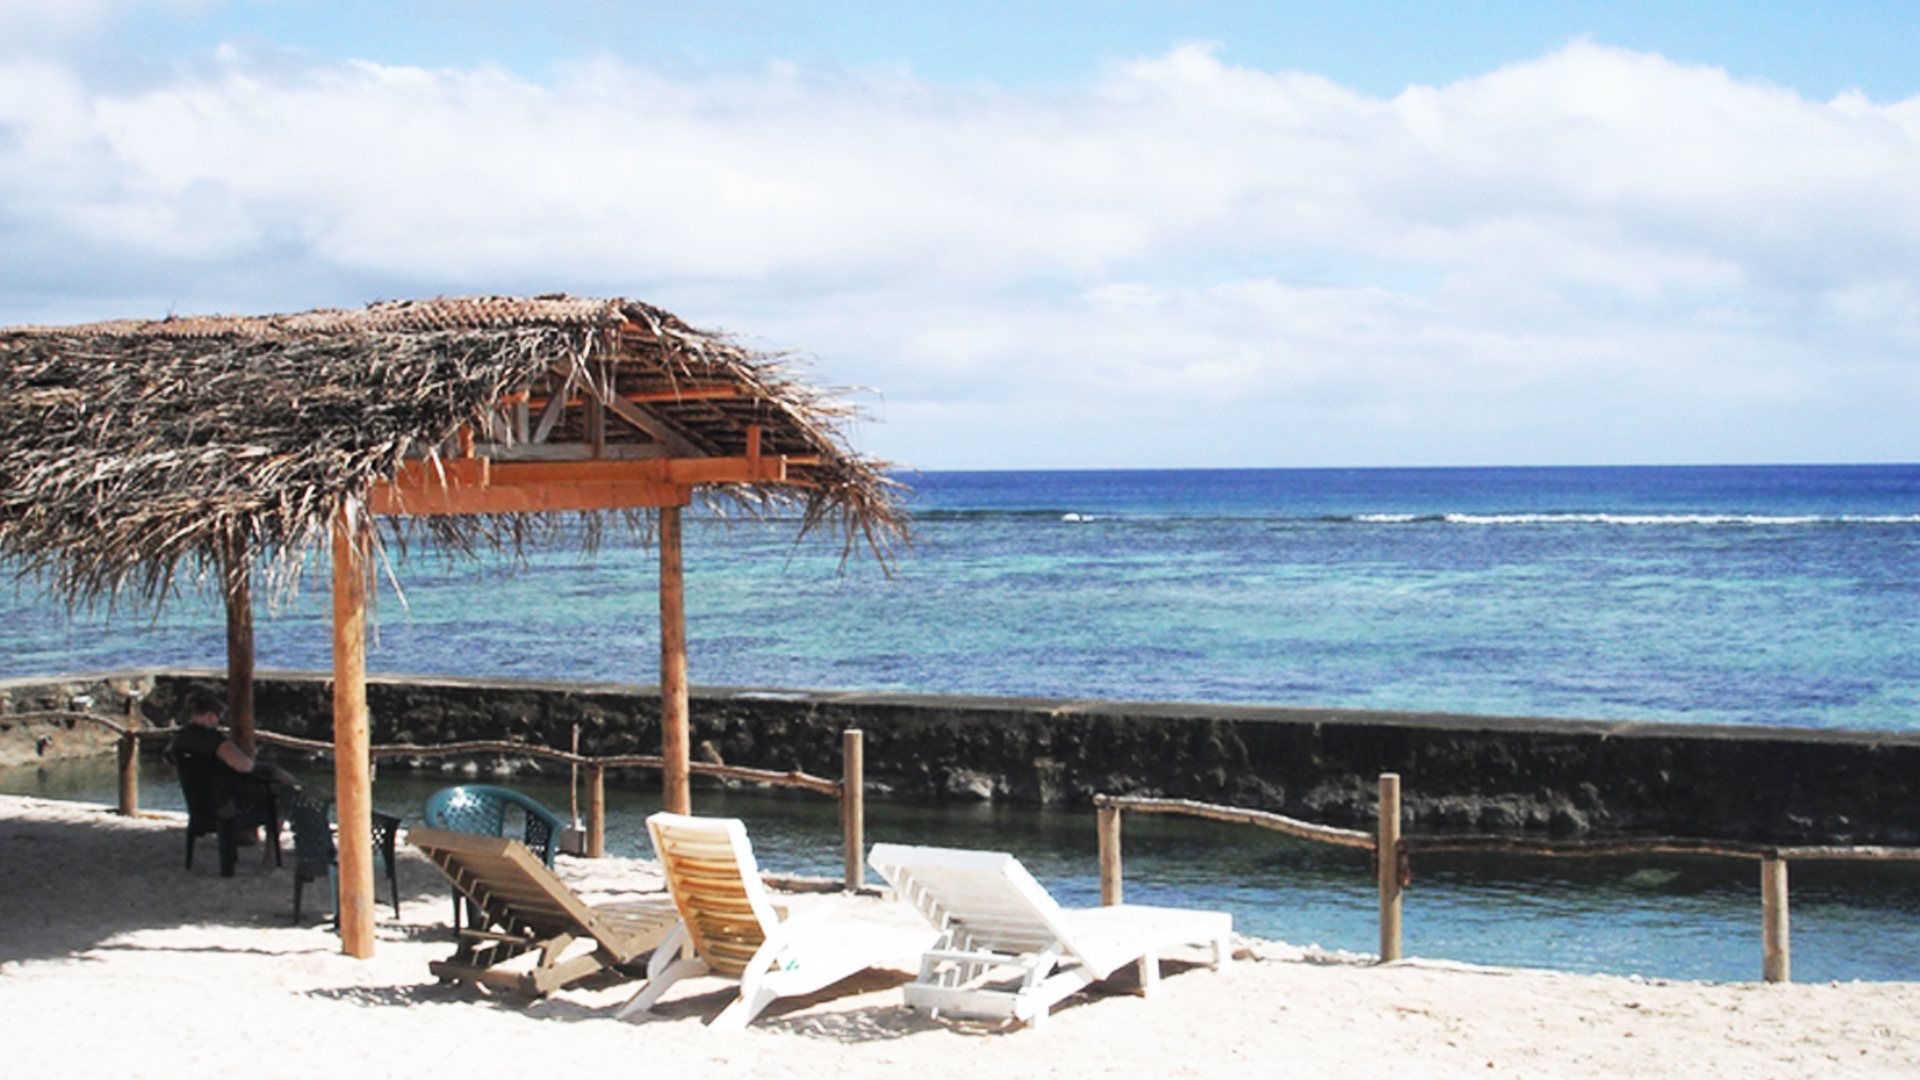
[3,793,1916,1079]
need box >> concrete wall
[8,668,1919,846]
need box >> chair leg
[711,982,782,1031]
[383,853,401,920]
[1136,951,1161,996]
[218,823,239,878]
[614,926,702,1021]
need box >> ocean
[8,463,1917,731]
[5,463,1920,980]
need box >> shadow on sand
[0,797,447,965]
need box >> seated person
[166,687,297,823]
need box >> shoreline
[5,793,1920,1079]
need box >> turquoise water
[5,465,1916,730]
[4,465,1919,980]
[6,756,1920,983]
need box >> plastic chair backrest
[422,785,564,867]
[283,786,337,871]
[170,750,223,833]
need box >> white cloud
[2,39,1918,466]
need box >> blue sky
[4,1,1919,469]
[99,2,1920,101]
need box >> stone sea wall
[0,672,154,769]
[7,668,1919,846]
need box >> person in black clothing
[166,687,295,824]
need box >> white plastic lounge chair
[868,843,1232,1028]
[614,813,939,1030]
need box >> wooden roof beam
[368,454,791,517]
[546,358,706,458]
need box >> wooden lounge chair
[422,784,567,929]
[614,813,939,1030]
[409,825,678,997]
[868,843,1233,1028]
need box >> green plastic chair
[421,785,566,927]
[283,784,402,924]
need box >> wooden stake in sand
[1378,773,1403,963]
[1762,857,1791,983]
[843,729,865,891]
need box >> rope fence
[1096,773,1920,985]
[20,707,1920,981]
[11,709,869,892]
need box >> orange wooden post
[1378,773,1403,963]
[331,501,376,959]
[842,729,865,891]
[659,505,691,816]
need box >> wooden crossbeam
[367,455,789,516]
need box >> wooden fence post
[116,734,139,817]
[1099,803,1123,905]
[586,765,606,859]
[1378,773,1403,963]
[1762,857,1791,983]
[117,692,144,816]
[842,729,865,892]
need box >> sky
[3,2,1918,470]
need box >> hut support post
[842,729,864,891]
[1762,858,1791,983]
[659,505,691,816]
[223,537,256,756]
[587,765,606,858]
[1378,773,1403,963]
[331,502,376,959]
[1099,804,1123,906]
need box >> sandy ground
[3,793,1916,1079]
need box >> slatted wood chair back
[410,826,649,966]
[646,813,781,978]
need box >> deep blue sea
[6,464,1920,981]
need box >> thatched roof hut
[0,295,904,957]
[0,295,903,606]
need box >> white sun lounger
[868,843,1233,1028]
[614,813,938,1030]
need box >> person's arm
[215,736,297,784]
[214,739,258,775]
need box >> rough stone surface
[6,668,1919,846]
[0,673,157,769]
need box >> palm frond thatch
[0,296,905,608]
